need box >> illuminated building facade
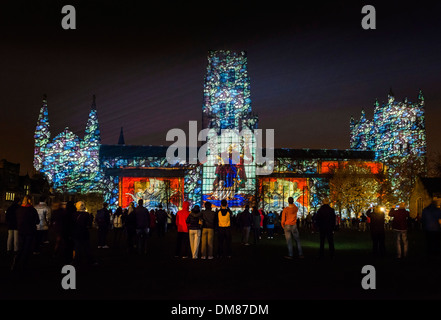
[35,50,384,215]
[350,89,427,203]
[33,95,104,194]
[201,51,258,207]
[350,89,426,162]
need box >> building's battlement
[350,89,426,162]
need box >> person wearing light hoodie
[175,201,191,258]
[34,195,51,254]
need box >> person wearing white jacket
[34,196,51,254]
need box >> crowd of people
[4,194,441,272]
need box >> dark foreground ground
[1,223,440,304]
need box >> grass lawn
[1,223,441,301]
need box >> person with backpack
[217,199,233,258]
[266,211,276,239]
[112,206,124,248]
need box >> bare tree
[329,161,380,217]
[384,154,426,206]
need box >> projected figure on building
[212,141,253,201]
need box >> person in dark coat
[11,196,40,271]
[6,198,20,254]
[155,204,168,238]
[186,205,202,259]
[148,209,156,238]
[421,200,441,259]
[50,200,66,257]
[135,199,150,255]
[366,205,386,257]
[72,201,96,267]
[315,197,336,259]
[125,202,137,254]
[63,201,76,263]
[238,204,253,245]
[251,206,261,245]
[96,202,111,249]
[200,201,216,259]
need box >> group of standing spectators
[366,200,441,259]
[5,195,99,271]
[175,199,234,259]
[5,194,441,271]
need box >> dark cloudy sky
[1,0,441,175]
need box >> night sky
[1,1,441,175]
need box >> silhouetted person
[64,201,76,263]
[238,204,252,245]
[11,196,40,272]
[6,198,20,254]
[148,209,156,238]
[72,201,96,267]
[112,206,124,248]
[200,201,216,259]
[135,199,150,255]
[366,205,386,258]
[388,202,410,259]
[125,202,137,254]
[421,201,441,259]
[50,200,66,257]
[96,202,111,249]
[315,197,336,259]
[156,204,167,237]
[251,206,261,245]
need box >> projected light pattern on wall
[202,50,258,131]
[34,95,51,172]
[120,177,184,212]
[259,177,309,216]
[350,90,426,162]
[201,50,258,208]
[33,95,104,194]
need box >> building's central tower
[202,50,258,131]
[201,50,258,208]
